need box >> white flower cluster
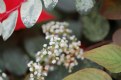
[0,70,7,80]
[28,21,84,80]
[76,0,95,13]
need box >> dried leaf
[0,0,6,13]
[2,10,18,41]
[84,44,121,73]
[100,0,121,20]
[20,0,42,28]
[113,29,121,46]
[64,68,112,80]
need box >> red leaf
[15,9,55,31]
[0,0,55,31]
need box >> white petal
[43,0,58,9]
[2,10,18,41]
[0,22,2,36]
[20,0,42,28]
[0,0,6,13]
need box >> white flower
[76,0,95,13]
[43,44,47,47]
[0,77,3,80]
[0,70,7,80]
[30,74,34,78]
[52,59,56,64]
[28,21,84,80]
[2,73,6,78]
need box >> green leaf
[67,20,82,39]
[82,11,110,42]
[0,58,5,71]
[0,22,2,36]
[75,0,95,14]
[3,47,29,75]
[20,0,42,28]
[56,0,76,13]
[0,0,6,13]
[43,0,58,10]
[24,36,48,58]
[84,44,121,73]
[64,68,112,80]
[1,10,18,41]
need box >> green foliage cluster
[1,0,121,80]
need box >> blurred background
[0,0,121,80]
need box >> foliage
[20,0,42,28]
[1,10,18,41]
[3,48,29,75]
[27,22,83,80]
[112,29,121,46]
[84,44,121,73]
[1,0,121,80]
[75,0,95,14]
[100,0,121,20]
[0,0,58,40]
[43,0,58,10]
[64,68,112,80]
[0,0,6,13]
[82,11,110,42]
